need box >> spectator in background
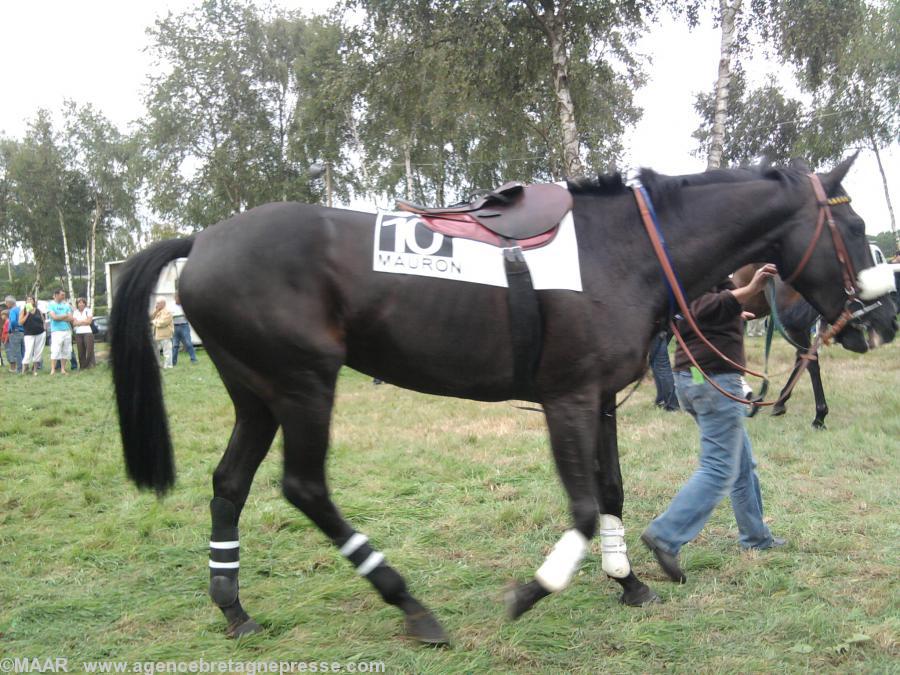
[1,309,10,371]
[151,298,174,369]
[5,295,25,373]
[72,297,96,369]
[48,288,74,375]
[171,292,197,365]
[20,295,46,376]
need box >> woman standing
[72,297,96,369]
[21,295,46,375]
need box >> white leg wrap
[599,514,631,579]
[535,529,588,593]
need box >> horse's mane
[567,161,809,212]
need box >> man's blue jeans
[173,322,197,365]
[8,331,24,372]
[644,371,774,554]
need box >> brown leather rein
[633,173,863,407]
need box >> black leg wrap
[210,574,239,607]
[209,497,260,637]
[209,497,240,608]
[505,580,551,620]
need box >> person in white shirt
[171,292,198,365]
[72,297,96,369]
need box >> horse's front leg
[506,388,599,619]
[595,394,660,606]
[806,351,828,429]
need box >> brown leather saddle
[396,182,572,249]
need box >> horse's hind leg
[208,383,278,638]
[507,388,600,619]
[275,376,449,645]
[595,395,660,607]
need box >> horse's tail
[110,236,195,494]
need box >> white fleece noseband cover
[535,529,588,592]
[857,264,897,301]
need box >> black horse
[110,156,896,643]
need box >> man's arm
[729,264,778,306]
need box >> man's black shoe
[641,531,687,584]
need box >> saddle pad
[372,209,582,291]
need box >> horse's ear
[819,151,860,195]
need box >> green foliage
[746,0,899,159]
[695,0,898,175]
[872,231,898,258]
[141,0,351,226]
[694,69,810,165]
[4,110,93,293]
[344,0,648,203]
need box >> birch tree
[6,111,88,296]
[520,0,583,175]
[62,102,137,309]
[706,0,742,170]
[750,0,898,245]
[345,0,650,201]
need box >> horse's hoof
[404,611,450,646]
[771,406,786,417]
[505,580,549,620]
[618,584,661,607]
[227,618,262,639]
[811,420,826,430]
[505,586,529,620]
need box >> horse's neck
[660,181,801,299]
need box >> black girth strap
[502,243,542,396]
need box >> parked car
[93,315,108,342]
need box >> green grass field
[1,337,897,673]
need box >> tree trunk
[869,136,898,251]
[32,255,42,297]
[88,202,101,309]
[404,143,414,200]
[57,206,75,301]
[348,110,371,190]
[547,20,582,176]
[707,0,741,170]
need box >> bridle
[781,176,882,345]
[632,172,877,407]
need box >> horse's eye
[846,221,865,237]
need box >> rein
[633,173,861,407]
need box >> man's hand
[730,263,778,307]
[746,263,778,294]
